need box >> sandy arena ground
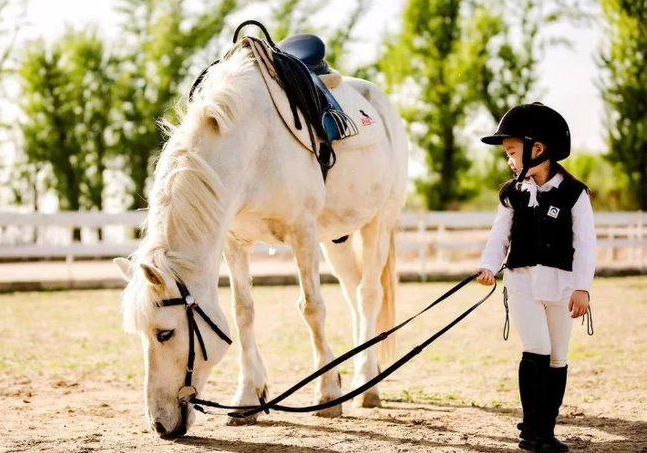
[1,276,645,452]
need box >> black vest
[504,176,587,271]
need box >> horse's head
[115,256,230,438]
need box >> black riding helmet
[481,102,570,182]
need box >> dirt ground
[1,276,645,452]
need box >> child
[477,102,596,453]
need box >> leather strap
[516,137,550,182]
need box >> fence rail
[0,211,645,271]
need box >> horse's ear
[113,257,133,282]
[140,262,165,286]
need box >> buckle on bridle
[185,295,196,309]
[178,385,197,404]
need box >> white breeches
[507,286,574,368]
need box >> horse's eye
[156,330,175,343]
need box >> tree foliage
[381,0,591,208]
[380,0,478,209]
[19,31,115,215]
[269,0,370,74]
[599,0,647,209]
[113,0,237,210]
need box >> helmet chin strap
[515,137,550,183]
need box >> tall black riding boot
[535,365,569,453]
[517,352,550,451]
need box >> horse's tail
[377,226,397,366]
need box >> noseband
[157,281,232,405]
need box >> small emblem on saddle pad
[547,206,560,218]
[360,110,374,126]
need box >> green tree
[19,31,116,237]
[465,0,592,191]
[599,0,647,210]
[465,0,576,120]
[380,0,476,209]
[268,0,370,74]
[563,151,634,210]
[113,0,237,210]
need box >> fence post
[66,253,74,282]
[436,220,446,270]
[418,212,427,281]
[639,211,644,271]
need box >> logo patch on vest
[547,206,560,218]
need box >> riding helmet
[481,102,571,161]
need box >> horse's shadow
[176,435,339,453]
[176,401,646,453]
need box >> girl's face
[502,138,547,177]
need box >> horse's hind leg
[354,215,392,408]
[321,237,361,348]
[224,239,269,425]
[290,222,343,417]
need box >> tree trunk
[440,117,456,210]
[640,149,647,211]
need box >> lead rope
[583,306,594,335]
[500,285,594,339]
[192,267,503,418]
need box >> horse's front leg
[224,239,269,425]
[290,222,343,417]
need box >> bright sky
[5,0,607,152]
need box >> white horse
[115,46,408,438]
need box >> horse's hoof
[353,391,381,408]
[313,403,342,418]
[226,414,259,426]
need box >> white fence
[0,210,645,270]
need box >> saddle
[278,34,330,75]
[278,34,349,142]
[189,21,381,181]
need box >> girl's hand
[476,268,495,286]
[569,290,590,318]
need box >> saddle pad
[237,38,383,154]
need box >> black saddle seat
[278,34,330,75]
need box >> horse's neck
[154,68,269,267]
[158,133,249,271]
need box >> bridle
[156,280,232,410]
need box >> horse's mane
[122,47,257,332]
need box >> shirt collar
[527,172,563,191]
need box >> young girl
[476,102,596,453]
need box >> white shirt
[480,173,597,301]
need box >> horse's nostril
[154,421,167,434]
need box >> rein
[156,270,501,418]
